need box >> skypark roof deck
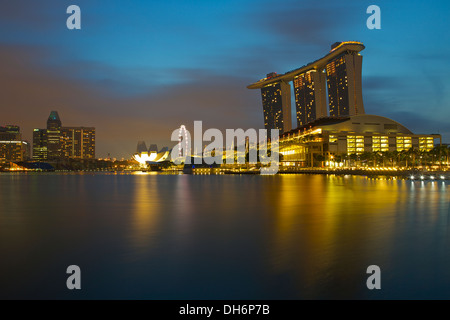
[247,41,365,89]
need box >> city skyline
[32,111,95,161]
[0,0,449,158]
[1,1,450,303]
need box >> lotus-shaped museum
[133,142,170,166]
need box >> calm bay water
[0,172,449,299]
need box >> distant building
[46,111,62,159]
[133,142,169,167]
[32,128,48,161]
[33,111,95,160]
[0,125,29,162]
[60,127,95,159]
[136,141,148,153]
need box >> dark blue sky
[1,0,449,158]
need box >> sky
[0,0,449,158]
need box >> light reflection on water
[0,173,448,299]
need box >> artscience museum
[133,141,170,167]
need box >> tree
[360,151,373,167]
[430,145,449,170]
[348,153,358,167]
[314,154,325,167]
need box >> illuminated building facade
[278,115,441,167]
[133,143,169,167]
[0,125,28,162]
[61,127,96,159]
[46,111,62,159]
[32,129,48,161]
[248,42,440,168]
[326,45,364,116]
[261,73,292,133]
[248,41,366,129]
[33,111,96,160]
[293,70,327,127]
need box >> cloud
[362,75,449,139]
[0,1,63,30]
[383,111,449,138]
[244,0,360,47]
[1,0,448,160]
[0,44,263,158]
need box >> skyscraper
[60,127,96,159]
[248,41,365,128]
[46,111,62,159]
[261,74,292,134]
[293,70,327,127]
[326,45,364,117]
[32,129,48,161]
[0,125,28,162]
[33,112,95,160]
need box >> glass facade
[259,72,291,134]
[279,128,439,167]
[396,136,412,152]
[293,70,327,127]
[61,127,96,159]
[326,52,364,117]
[294,73,314,126]
[419,137,434,151]
[347,135,364,155]
[372,136,389,152]
[326,55,349,117]
[261,82,284,132]
[33,112,95,160]
[32,128,48,160]
[0,125,26,162]
[46,111,62,159]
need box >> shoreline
[1,167,449,180]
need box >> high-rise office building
[293,70,327,127]
[0,125,28,162]
[33,112,95,160]
[326,48,364,117]
[32,129,48,161]
[60,127,96,159]
[46,111,62,159]
[261,74,292,134]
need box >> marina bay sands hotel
[247,41,440,167]
[248,41,365,133]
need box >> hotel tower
[248,42,366,132]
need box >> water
[0,173,449,299]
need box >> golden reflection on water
[124,173,449,297]
[1,173,448,298]
[172,175,196,249]
[130,175,160,254]
[267,175,448,297]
